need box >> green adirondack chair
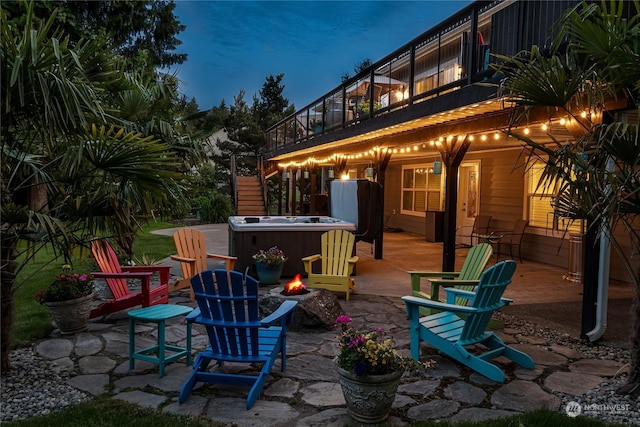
[408,243,493,315]
[402,260,534,382]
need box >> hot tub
[228,216,356,278]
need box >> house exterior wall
[380,149,635,283]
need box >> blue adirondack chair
[179,269,297,409]
[402,260,534,382]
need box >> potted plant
[252,246,288,285]
[34,265,94,334]
[334,315,434,424]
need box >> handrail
[265,0,499,153]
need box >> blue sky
[171,1,473,110]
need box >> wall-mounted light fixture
[328,168,334,179]
[303,169,309,179]
[433,161,442,175]
[365,165,374,178]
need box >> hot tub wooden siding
[229,227,326,278]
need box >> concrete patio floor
[154,223,635,345]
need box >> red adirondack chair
[90,239,170,318]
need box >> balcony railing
[265,0,580,156]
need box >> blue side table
[128,304,193,377]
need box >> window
[526,163,583,234]
[402,164,444,215]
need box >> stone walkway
[31,290,632,427]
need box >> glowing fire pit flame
[282,274,308,296]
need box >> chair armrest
[408,271,461,278]
[301,254,321,274]
[92,271,152,279]
[262,300,298,326]
[429,278,480,286]
[170,255,196,263]
[122,264,171,273]
[409,271,460,294]
[186,307,200,322]
[443,288,512,306]
[443,287,476,304]
[401,295,476,315]
[348,256,359,264]
[301,254,321,262]
[206,253,237,270]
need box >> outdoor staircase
[235,176,266,216]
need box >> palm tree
[1,5,184,371]
[493,0,640,394]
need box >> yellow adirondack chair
[302,229,358,300]
[170,228,237,300]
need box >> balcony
[264,0,580,164]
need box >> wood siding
[380,149,634,283]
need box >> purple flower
[336,315,352,324]
[354,363,365,375]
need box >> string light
[276,119,569,168]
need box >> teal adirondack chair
[402,260,534,382]
[408,243,493,315]
[179,269,297,409]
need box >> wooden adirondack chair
[302,229,358,300]
[402,260,534,382]
[170,228,237,299]
[179,269,297,409]
[408,243,493,315]
[90,239,170,319]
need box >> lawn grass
[11,219,180,348]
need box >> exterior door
[456,162,480,246]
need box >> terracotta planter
[44,293,94,334]
[335,360,404,424]
[255,262,284,285]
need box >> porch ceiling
[271,98,576,166]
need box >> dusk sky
[171,1,473,110]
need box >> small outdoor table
[128,304,193,377]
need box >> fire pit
[282,274,309,296]
[259,274,344,331]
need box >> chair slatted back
[91,240,129,300]
[473,215,492,236]
[321,229,355,276]
[191,269,262,359]
[460,260,516,343]
[173,228,208,278]
[452,243,492,305]
[508,219,529,245]
[458,243,493,281]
